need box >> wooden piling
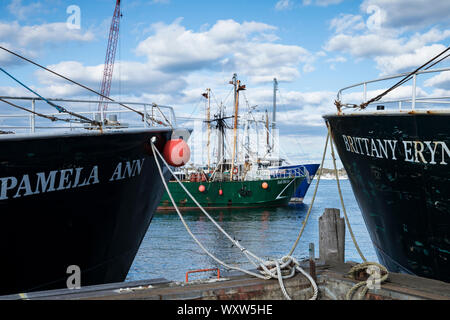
[319,208,345,264]
[309,243,316,282]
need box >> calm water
[126,179,378,282]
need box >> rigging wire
[0,98,59,122]
[0,67,99,126]
[343,45,450,111]
[0,98,90,125]
[0,46,151,123]
[221,86,234,107]
[185,96,204,121]
[424,51,450,71]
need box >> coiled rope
[151,140,318,300]
[345,262,388,300]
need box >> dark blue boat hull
[324,113,450,282]
[0,128,173,295]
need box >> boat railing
[337,67,450,111]
[0,96,176,133]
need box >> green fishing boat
[158,74,305,211]
[158,175,303,210]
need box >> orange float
[163,139,190,167]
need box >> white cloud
[3,17,313,107]
[326,33,401,58]
[12,22,95,47]
[326,56,346,63]
[339,85,429,107]
[326,56,346,70]
[279,134,328,163]
[425,71,450,90]
[275,0,294,11]
[325,2,450,75]
[135,19,311,83]
[7,0,42,20]
[0,21,95,65]
[329,14,365,34]
[259,90,337,129]
[361,0,450,30]
[0,85,29,97]
[34,60,188,98]
[326,28,450,60]
[375,44,448,75]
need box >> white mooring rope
[151,141,318,300]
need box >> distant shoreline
[316,168,348,180]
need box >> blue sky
[1,0,450,166]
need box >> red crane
[98,0,121,112]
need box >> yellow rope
[288,132,330,256]
[327,123,367,262]
[326,123,390,300]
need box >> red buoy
[163,139,190,167]
[199,185,206,193]
[219,189,223,196]
[262,182,269,189]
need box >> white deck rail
[337,67,450,111]
[0,96,176,133]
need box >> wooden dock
[2,261,450,300]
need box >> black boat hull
[0,129,173,295]
[324,113,450,282]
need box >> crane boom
[98,0,121,112]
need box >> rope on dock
[151,140,318,300]
[346,262,389,300]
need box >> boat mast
[217,102,226,176]
[272,77,278,151]
[230,74,238,169]
[265,110,270,154]
[229,74,245,181]
[203,88,211,172]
